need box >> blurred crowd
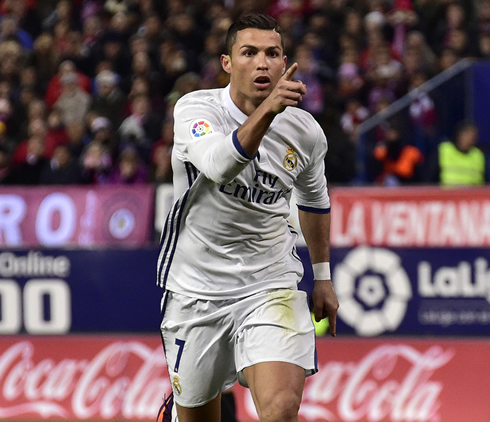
[0,0,487,187]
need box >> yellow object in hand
[311,312,330,336]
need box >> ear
[282,55,287,75]
[221,54,232,74]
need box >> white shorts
[160,288,317,408]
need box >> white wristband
[312,262,331,280]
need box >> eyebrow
[239,45,282,52]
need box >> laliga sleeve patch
[190,119,214,138]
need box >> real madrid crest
[172,376,182,395]
[283,147,297,171]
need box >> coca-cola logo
[0,340,170,420]
[241,344,454,421]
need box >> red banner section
[330,186,490,248]
[0,186,154,247]
[0,336,168,421]
[0,336,489,422]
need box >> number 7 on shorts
[174,339,185,372]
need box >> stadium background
[1,0,489,421]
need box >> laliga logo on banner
[333,246,412,336]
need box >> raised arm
[235,63,306,157]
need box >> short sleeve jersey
[157,85,330,299]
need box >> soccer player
[157,13,339,422]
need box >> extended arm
[236,63,306,157]
[299,210,339,336]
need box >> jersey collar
[222,84,247,125]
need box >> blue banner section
[2,247,489,336]
[0,248,162,334]
[472,61,490,147]
[328,247,490,337]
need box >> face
[221,28,286,113]
[457,127,478,152]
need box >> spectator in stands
[479,32,490,58]
[43,0,78,34]
[165,72,201,110]
[429,121,486,186]
[477,0,490,34]
[293,43,327,120]
[446,28,477,58]
[150,119,174,184]
[404,30,438,75]
[90,70,126,128]
[340,97,370,142]
[139,12,165,59]
[0,0,483,188]
[107,146,148,184]
[433,2,477,56]
[373,122,424,186]
[438,46,461,72]
[337,50,365,102]
[198,32,229,89]
[0,14,33,51]
[386,0,418,57]
[342,8,365,49]
[90,116,118,159]
[65,119,89,159]
[408,71,437,156]
[32,33,60,88]
[80,140,112,184]
[44,60,91,109]
[39,144,82,185]
[7,129,47,185]
[121,51,160,95]
[118,93,161,162]
[54,72,92,126]
[98,30,132,79]
[0,39,22,85]
[158,38,193,97]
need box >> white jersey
[157,85,330,299]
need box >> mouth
[253,75,271,89]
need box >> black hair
[225,13,284,55]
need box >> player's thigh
[161,291,236,407]
[175,394,221,422]
[235,289,317,381]
[243,361,305,420]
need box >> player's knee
[258,390,301,422]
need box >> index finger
[329,312,337,337]
[283,62,298,81]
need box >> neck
[229,85,262,117]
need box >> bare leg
[243,361,305,422]
[175,393,221,422]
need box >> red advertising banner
[0,336,489,422]
[0,186,154,247]
[330,186,490,247]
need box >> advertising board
[332,246,490,336]
[0,186,154,248]
[2,246,489,337]
[0,249,161,335]
[330,186,490,247]
[0,336,488,422]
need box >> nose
[256,52,268,70]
